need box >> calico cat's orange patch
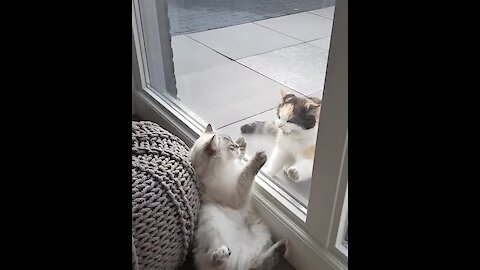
[301,145,316,159]
[280,103,294,118]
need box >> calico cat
[190,124,288,270]
[240,90,321,182]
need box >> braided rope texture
[132,121,201,270]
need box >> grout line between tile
[183,35,308,98]
[172,8,333,36]
[180,21,258,37]
[252,21,306,42]
[217,106,277,130]
[234,41,306,61]
[306,6,336,20]
[177,27,325,117]
[182,21,331,60]
[307,11,334,20]
[304,36,330,43]
[252,21,332,46]
[186,23,307,60]
[234,35,330,61]
[185,35,236,61]
[233,60,309,97]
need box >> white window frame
[132,0,348,269]
[335,185,348,257]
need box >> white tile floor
[188,23,301,60]
[238,43,329,95]
[308,36,331,50]
[170,8,334,204]
[171,35,231,76]
[255,12,333,42]
[308,6,336,19]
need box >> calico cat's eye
[229,145,235,151]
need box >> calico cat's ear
[280,90,295,101]
[308,97,322,105]
[306,98,321,119]
[305,100,321,110]
[205,124,213,133]
[204,135,218,155]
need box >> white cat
[190,124,288,270]
[241,90,321,182]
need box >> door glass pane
[139,0,336,208]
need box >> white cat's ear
[205,124,213,133]
[204,135,218,155]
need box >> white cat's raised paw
[254,151,268,165]
[213,245,231,266]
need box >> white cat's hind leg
[194,245,231,270]
[212,245,231,270]
[194,215,231,270]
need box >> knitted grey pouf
[132,121,201,270]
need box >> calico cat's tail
[240,121,277,136]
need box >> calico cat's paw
[235,137,246,153]
[253,151,268,166]
[286,167,299,181]
[240,123,256,133]
[213,245,231,266]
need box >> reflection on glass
[165,0,336,207]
